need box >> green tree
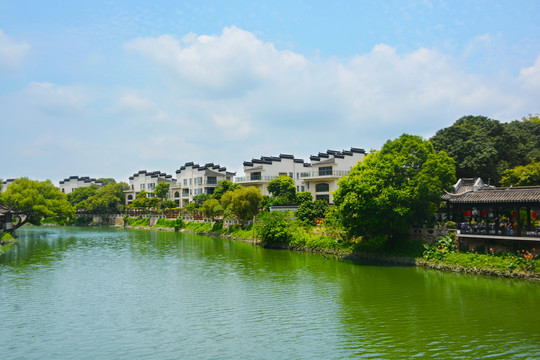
[130,190,158,209]
[201,199,223,220]
[193,193,212,207]
[154,182,170,203]
[161,200,177,209]
[295,199,329,226]
[501,161,540,187]
[334,134,455,241]
[505,115,540,166]
[84,182,128,214]
[98,178,117,186]
[296,191,313,204]
[430,115,513,184]
[267,175,296,205]
[67,184,99,210]
[221,186,262,221]
[212,180,242,200]
[0,178,75,228]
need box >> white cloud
[519,55,540,90]
[0,29,30,73]
[2,27,540,183]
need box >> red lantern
[532,211,537,219]
[512,211,517,218]
[481,210,486,217]
[467,210,472,217]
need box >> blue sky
[1,0,539,184]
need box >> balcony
[300,169,350,179]
[234,175,278,183]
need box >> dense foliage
[430,115,540,185]
[0,178,74,228]
[334,134,455,240]
[212,180,242,200]
[221,186,262,221]
[267,175,297,205]
[501,161,540,187]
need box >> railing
[457,222,540,238]
[205,180,218,185]
[300,170,350,178]
[234,175,278,182]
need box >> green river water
[1,227,539,359]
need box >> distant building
[124,170,175,204]
[301,148,366,203]
[1,179,15,193]
[235,154,308,196]
[58,176,103,194]
[171,162,235,207]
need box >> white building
[301,148,366,203]
[171,162,235,206]
[235,154,308,196]
[124,170,175,204]
[1,179,14,193]
[58,176,103,194]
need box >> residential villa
[171,162,235,207]
[301,148,366,202]
[235,154,308,196]
[59,176,103,194]
[124,170,175,205]
[1,179,14,193]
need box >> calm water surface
[1,227,539,359]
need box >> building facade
[1,179,14,193]
[171,162,235,206]
[301,148,366,203]
[235,154,308,196]
[58,176,103,194]
[124,170,175,204]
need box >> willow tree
[333,134,455,241]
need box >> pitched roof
[443,186,540,204]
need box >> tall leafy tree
[430,115,512,184]
[154,182,170,201]
[84,182,128,213]
[0,178,75,228]
[501,161,540,187]
[267,175,296,205]
[67,184,99,209]
[212,180,242,200]
[221,186,262,221]
[334,134,455,241]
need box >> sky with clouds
[1,0,539,184]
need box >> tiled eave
[443,187,540,204]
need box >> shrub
[256,211,297,245]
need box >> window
[297,186,299,192]
[316,194,330,202]
[250,172,261,181]
[207,176,217,185]
[316,183,329,192]
[301,186,305,192]
[289,172,293,177]
[319,166,332,176]
[61,189,65,193]
[140,184,145,190]
[174,191,180,198]
[189,178,192,185]
[189,189,192,195]
[184,179,187,186]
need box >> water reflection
[1,227,539,359]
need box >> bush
[256,211,297,245]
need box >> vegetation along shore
[2,115,540,280]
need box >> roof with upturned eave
[442,186,540,204]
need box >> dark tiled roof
[443,186,540,204]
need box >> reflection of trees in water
[1,228,78,267]
[335,264,540,358]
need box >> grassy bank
[420,235,540,280]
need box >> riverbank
[120,221,540,281]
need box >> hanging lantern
[481,210,486,217]
[512,211,517,218]
[468,210,472,217]
[532,211,537,219]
